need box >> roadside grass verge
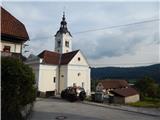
[128,98,160,108]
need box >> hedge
[1,57,36,120]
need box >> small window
[78,57,81,61]
[3,46,11,52]
[61,75,64,77]
[65,41,69,47]
[58,41,61,47]
[82,82,84,88]
[73,83,76,87]
[78,72,81,76]
[66,50,68,53]
[53,77,56,83]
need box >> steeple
[55,12,72,37]
[54,12,72,53]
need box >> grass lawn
[128,98,160,108]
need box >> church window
[82,82,84,88]
[53,77,56,83]
[78,72,81,76]
[65,41,69,47]
[78,57,81,61]
[58,41,61,47]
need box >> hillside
[91,64,160,83]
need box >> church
[26,13,91,97]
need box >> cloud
[2,1,159,66]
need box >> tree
[134,76,159,99]
[1,57,36,120]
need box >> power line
[73,18,159,34]
[29,18,159,41]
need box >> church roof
[1,7,29,41]
[38,50,79,65]
[55,12,72,37]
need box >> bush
[1,57,36,120]
[135,76,159,99]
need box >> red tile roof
[38,50,61,65]
[38,50,79,65]
[61,50,79,65]
[111,87,139,97]
[1,7,29,41]
[99,79,128,89]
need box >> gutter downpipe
[58,54,62,94]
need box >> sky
[2,0,160,67]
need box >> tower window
[65,41,69,47]
[53,77,56,83]
[58,41,61,47]
[78,57,81,61]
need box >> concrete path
[30,98,160,120]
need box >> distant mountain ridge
[91,64,160,83]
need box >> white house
[1,7,29,59]
[26,12,90,96]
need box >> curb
[83,101,160,117]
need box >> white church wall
[69,51,89,66]
[38,64,58,92]
[59,65,68,92]
[25,58,41,88]
[67,65,91,95]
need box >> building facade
[26,13,91,96]
[1,7,29,59]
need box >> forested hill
[91,64,160,83]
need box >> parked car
[61,87,86,102]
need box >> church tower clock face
[55,12,72,53]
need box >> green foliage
[128,97,160,108]
[91,80,99,92]
[2,57,36,120]
[134,76,159,99]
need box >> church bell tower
[55,12,72,53]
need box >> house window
[53,77,56,83]
[3,46,11,52]
[58,41,61,47]
[78,57,81,61]
[65,41,69,47]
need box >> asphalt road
[30,98,160,120]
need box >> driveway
[30,98,160,120]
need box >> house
[96,79,128,93]
[26,12,90,97]
[110,87,140,104]
[1,7,29,59]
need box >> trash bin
[91,93,95,102]
[95,92,104,103]
[109,95,114,103]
